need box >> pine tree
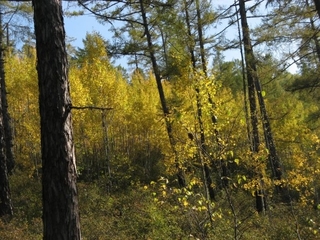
[239,0,282,212]
[32,0,81,238]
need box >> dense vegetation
[1,0,320,239]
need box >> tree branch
[71,106,113,111]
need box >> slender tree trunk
[239,0,265,213]
[0,53,14,174]
[306,0,320,209]
[195,0,207,76]
[184,0,215,200]
[241,1,282,182]
[313,0,320,19]
[239,0,260,153]
[0,86,12,217]
[0,109,12,217]
[0,12,14,174]
[235,0,252,150]
[32,0,81,239]
[102,110,112,193]
[0,9,12,217]
[307,0,320,63]
[139,0,186,187]
[159,28,168,76]
[195,0,230,189]
[255,76,282,181]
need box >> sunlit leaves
[6,48,40,173]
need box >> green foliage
[0,171,42,240]
[2,172,320,239]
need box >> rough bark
[32,0,81,239]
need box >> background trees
[0,0,320,239]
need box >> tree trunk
[184,0,215,200]
[0,52,14,174]
[240,0,282,182]
[254,76,282,181]
[139,0,186,187]
[195,0,231,190]
[0,10,14,174]
[0,8,12,218]
[239,0,260,153]
[239,0,266,213]
[313,0,320,19]
[307,0,320,63]
[235,0,252,152]
[195,0,207,76]
[0,95,12,217]
[32,0,81,239]
[0,111,12,217]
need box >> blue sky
[62,0,297,73]
[63,0,236,49]
[64,13,106,49]
[63,0,241,69]
[63,0,236,45]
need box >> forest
[0,0,320,239]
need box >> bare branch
[71,106,113,111]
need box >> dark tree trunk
[184,0,215,200]
[255,189,266,212]
[239,0,266,213]
[307,0,320,63]
[195,0,207,76]
[313,0,320,19]
[240,0,282,182]
[0,11,14,174]
[0,53,14,174]
[0,9,13,218]
[0,114,12,217]
[139,0,186,187]
[254,77,282,181]
[0,100,12,217]
[195,0,230,189]
[239,0,260,153]
[32,0,81,239]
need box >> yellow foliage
[6,52,40,173]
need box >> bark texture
[32,0,81,239]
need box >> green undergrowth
[1,172,319,239]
